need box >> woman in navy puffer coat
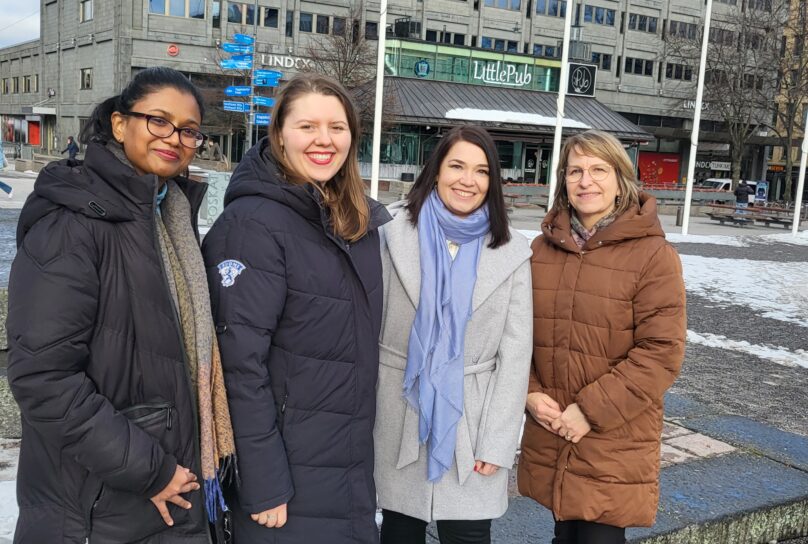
[202,74,390,544]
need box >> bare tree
[300,0,397,123]
[765,0,808,201]
[664,0,788,188]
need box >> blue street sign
[254,77,280,88]
[254,69,283,79]
[221,43,253,54]
[253,113,271,125]
[253,96,275,107]
[232,33,255,45]
[220,59,252,70]
[223,101,251,113]
[225,86,252,97]
[230,54,253,63]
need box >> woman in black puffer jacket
[202,73,390,544]
[8,67,234,543]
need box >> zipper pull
[281,393,288,413]
[166,408,173,430]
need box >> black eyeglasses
[122,111,208,149]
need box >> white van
[699,178,757,203]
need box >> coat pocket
[89,402,188,543]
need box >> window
[365,21,378,39]
[624,57,653,76]
[80,68,92,90]
[227,3,241,23]
[33,74,39,93]
[80,0,93,22]
[665,62,692,81]
[709,27,736,46]
[426,29,438,42]
[262,7,278,27]
[316,14,329,34]
[1,79,8,95]
[333,17,346,36]
[150,0,204,18]
[545,45,556,57]
[299,12,312,32]
[227,2,255,25]
[487,0,521,10]
[748,0,771,10]
[286,11,293,37]
[494,39,505,51]
[668,20,697,40]
[591,52,611,70]
[584,6,615,26]
[11,77,19,93]
[537,0,566,16]
[453,33,465,45]
[23,76,31,93]
[481,36,493,48]
[212,0,220,27]
[715,0,737,4]
[627,12,658,33]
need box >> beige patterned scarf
[156,180,236,522]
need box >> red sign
[167,44,179,57]
[638,152,680,184]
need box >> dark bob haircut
[405,125,510,249]
[79,67,205,145]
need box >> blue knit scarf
[404,190,490,482]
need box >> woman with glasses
[7,67,235,543]
[518,130,686,544]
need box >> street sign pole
[245,0,259,153]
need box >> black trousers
[552,520,626,544]
[380,509,492,544]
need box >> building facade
[0,0,782,184]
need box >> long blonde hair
[268,73,369,242]
[552,130,640,217]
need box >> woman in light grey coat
[375,126,532,544]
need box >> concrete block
[660,443,697,467]
[666,433,736,458]
[662,422,693,440]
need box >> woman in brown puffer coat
[517,130,686,544]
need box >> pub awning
[358,77,653,143]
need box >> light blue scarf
[404,190,490,482]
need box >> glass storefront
[385,39,561,93]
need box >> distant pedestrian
[518,130,687,544]
[60,135,79,160]
[734,180,754,211]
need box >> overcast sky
[0,4,40,49]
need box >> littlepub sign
[472,61,532,87]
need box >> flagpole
[369,0,388,201]
[547,0,574,211]
[792,108,808,235]
[681,0,713,235]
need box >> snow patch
[445,108,591,129]
[679,254,808,327]
[0,481,17,542]
[688,330,808,369]
[758,230,808,246]
[665,233,750,247]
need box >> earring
[615,195,622,205]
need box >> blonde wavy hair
[552,130,640,217]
